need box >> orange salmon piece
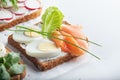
[62,24,89,52]
[60,31,84,56]
[61,24,84,38]
[64,34,85,56]
[51,31,69,52]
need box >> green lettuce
[42,6,64,37]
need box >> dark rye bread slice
[8,35,75,71]
[0,8,42,31]
[6,47,26,80]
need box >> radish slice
[0,9,13,20]
[18,0,26,3]
[24,0,41,10]
[12,7,28,15]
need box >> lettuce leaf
[42,6,64,37]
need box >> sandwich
[0,0,42,31]
[8,6,100,71]
[0,42,26,80]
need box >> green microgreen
[0,52,25,80]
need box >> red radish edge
[24,0,41,10]
[0,9,13,20]
[11,6,28,16]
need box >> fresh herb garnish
[0,64,10,80]
[8,63,25,75]
[0,52,25,79]
[4,52,20,69]
[42,6,64,38]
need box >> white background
[1,0,120,80]
[42,0,120,80]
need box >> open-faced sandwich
[0,0,42,31]
[8,6,100,71]
[0,42,26,80]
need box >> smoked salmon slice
[61,31,85,56]
[52,31,69,52]
[51,23,88,57]
[61,24,89,52]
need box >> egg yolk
[38,42,57,51]
[24,31,40,38]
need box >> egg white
[25,39,61,59]
[13,25,42,44]
[0,42,7,57]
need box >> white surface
[0,0,120,80]
[45,0,120,80]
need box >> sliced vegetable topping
[0,9,13,20]
[24,0,41,10]
[12,6,28,15]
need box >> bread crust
[8,35,75,71]
[6,47,26,80]
[0,8,42,31]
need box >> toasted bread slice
[8,34,75,71]
[6,47,26,80]
[8,21,78,71]
[0,8,42,31]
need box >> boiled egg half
[26,39,61,58]
[13,25,42,43]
